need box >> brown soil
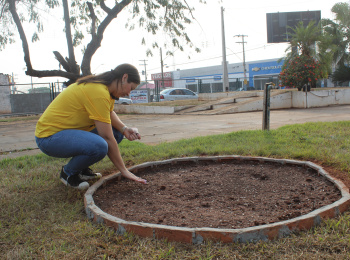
[93,160,342,229]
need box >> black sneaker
[60,167,89,190]
[79,168,102,181]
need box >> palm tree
[283,20,321,61]
[321,18,349,68]
[320,2,350,83]
[279,21,324,90]
[317,28,338,79]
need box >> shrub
[279,55,323,90]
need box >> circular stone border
[84,156,350,244]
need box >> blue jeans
[35,128,124,176]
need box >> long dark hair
[76,64,140,86]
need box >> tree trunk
[8,0,33,72]
[62,0,79,75]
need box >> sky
[0,0,345,92]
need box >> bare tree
[1,0,202,82]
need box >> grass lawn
[1,121,350,259]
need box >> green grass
[1,121,350,259]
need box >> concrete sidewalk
[1,105,349,160]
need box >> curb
[84,156,350,244]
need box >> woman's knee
[93,139,108,159]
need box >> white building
[0,73,11,114]
[171,58,284,93]
[167,58,334,93]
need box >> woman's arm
[110,111,141,141]
[94,119,147,184]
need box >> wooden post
[262,82,275,130]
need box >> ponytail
[76,64,140,86]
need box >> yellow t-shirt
[35,82,114,138]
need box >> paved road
[1,105,349,160]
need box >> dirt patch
[93,160,341,229]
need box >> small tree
[331,64,350,83]
[321,2,350,84]
[279,20,324,90]
[279,55,323,90]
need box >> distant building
[149,57,334,94]
[170,58,284,93]
[0,73,11,114]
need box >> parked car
[152,94,160,102]
[159,88,198,101]
[114,97,132,105]
[238,86,255,91]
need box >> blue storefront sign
[249,60,284,86]
[186,78,196,83]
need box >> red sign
[151,72,172,80]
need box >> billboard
[266,11,321,43]
[130,89,149,104]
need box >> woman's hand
[121,169,147,184]
[124,127,141,141]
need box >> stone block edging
[84,155,350,244]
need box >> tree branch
[7,0,33,72]
[53,51,71,72]
[25,69,79,80]
[87,2,97,37]
[1,1,7,18]
[81,0,132,75]
[183,0,195,19]
[62,0,78,74]
[164,5,168,18]
[100,0,111,14]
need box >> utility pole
[221,6,229,92]
[139,59,148,85]
[235,34,248,90]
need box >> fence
[145,76,282,101]
[11,82,63,96]
[0,76,342,114]
[0,82,63,115]
[148,75,334,98]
